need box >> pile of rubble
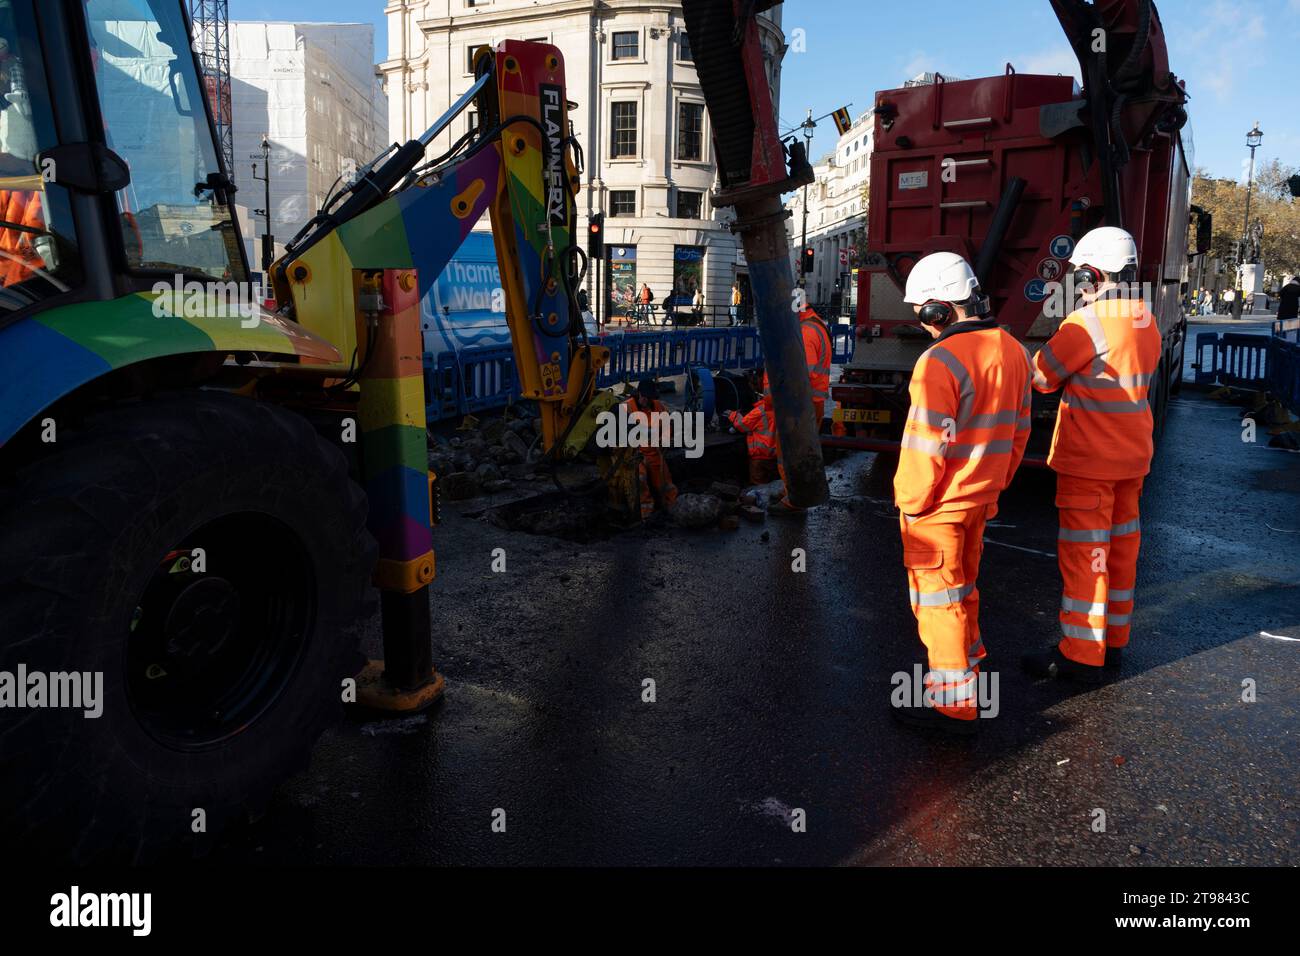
[428,414,542,501]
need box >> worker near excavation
[725,373,779,487]
[624,378,678,519]
[893,252,1032,733]
[770,300,833,516]
[1022,226,1161,683]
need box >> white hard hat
[904,252,980,305]
[1070,226,1138,274]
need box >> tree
[1191,160,1300,284]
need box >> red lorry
[828,0,1204,461]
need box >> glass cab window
[0,0,82,314]
[82,0,244,281]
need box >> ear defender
[1073,266,1102,289]
[919,301,954,327]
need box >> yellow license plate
[834,408,892,424]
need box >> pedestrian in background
[1279,275,1300,322]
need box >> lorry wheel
[1170,327,1187,396]
[0,391,375,861]
[1151,360,1169,441]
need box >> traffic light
[801,247,815,275]
[587,213,605,260]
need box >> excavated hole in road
[480,436,754,543]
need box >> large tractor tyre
[0,391,376,861]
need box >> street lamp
[1233,122,1262,319]
[251,135,274,274]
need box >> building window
[678,30,693,62]
[610,101,638,158]
[675,190,703,220]
[676,101,704,161]
[612,31,639,60]
[467,45,491,73]
[609,190,637,217]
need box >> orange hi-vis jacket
[726,398,777,460]
[1031,296,1161,479]
[0,190,46,287]
[895,318,1033,516]
[799,307,833,403]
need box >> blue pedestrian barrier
[425,326,771,422]
[1193,325,1300,415]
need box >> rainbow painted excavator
[0,0,821,858]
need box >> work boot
[1105,646,1124,670]
[768,497,807,518]
[1020,646,1103,685]
[891,702,979,737]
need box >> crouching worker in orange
[1021,227,1160,684]
[893,253,1032,734]
[725,375,779,487]
[624,378,679,520]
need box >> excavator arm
[260,41,612,706]
[270,40,608,457]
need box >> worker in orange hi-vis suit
[892,252,1032,735]
[1022,227,1161,684]
[623,378,679,520]
[769,301,832,516]
[725,383,779,487]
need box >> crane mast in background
[190,0,235,174]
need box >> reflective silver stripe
[1039,341,1070,381]
[1111,518,1141,536]
[926,346,976,428]
[925,669,977,705]
[1078,372,1154,390]
[1065,393,1150,414]
[901,433,946,455]
[1061,621,1106,642]
[1108,588,1135,602]
[966,409,1021,429]
[812,389,830,401]
[907,406,953,428]
[946,439,1015,460]
[1017,414,1031,429]
[1062,596,1107,616]
[1107,613,1131,626]
[909,582,975,607]
[968,639,986,666]
[1081,306,1108,357]
[1058,527,1110,543]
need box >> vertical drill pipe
[735,195,829,507]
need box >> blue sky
[229,0,1298,180]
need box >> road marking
[984,537,1056,558]
[1260,631,1300,642]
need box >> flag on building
[832,106,853,135]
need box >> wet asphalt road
[210,385,1300,866]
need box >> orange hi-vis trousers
[899,504,994,720]
[1055,474,1144,666]
[637,446,678,519]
